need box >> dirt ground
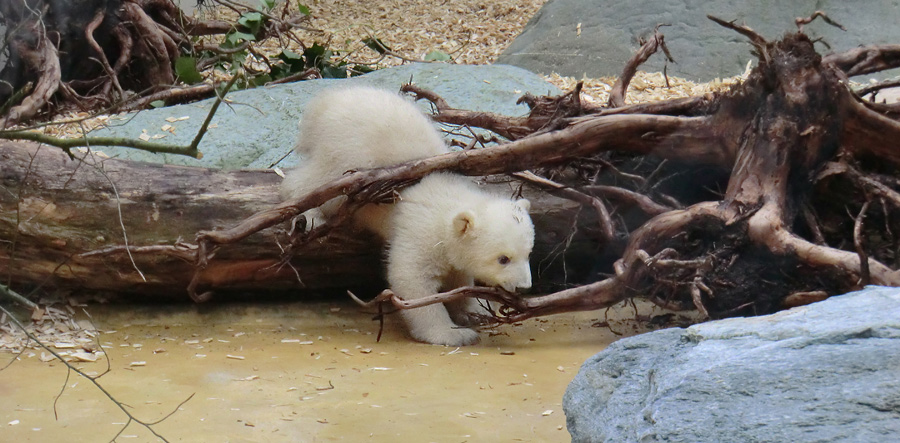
[1,300,668,442]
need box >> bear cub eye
[498,255,510,265]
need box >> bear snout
[499,268,532,292]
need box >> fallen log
[0,141,587,300]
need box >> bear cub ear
[453,210,476,236]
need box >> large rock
[564,286,900,442]
[91,64,558,170]
[498,0,900,82]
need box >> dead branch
[512,171,616,242]
[196,111,720,250]
[794,11,846,33]
[0,0,316,127]
[608,25,674,108]
[0,29,60,128]
[856,79,900,99]
[853,200,872,286]
[583,185,676,216]
[0,72,240,158]
[707,15,768,54]
[823,44,900,77]
[0,303,191,442]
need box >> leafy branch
[0,72,242,159]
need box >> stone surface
[564,286,900,443]
[91,64,559,170]
[498,0,900,82]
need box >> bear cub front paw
[411,326,480,347]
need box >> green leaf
[279,49,303,61]
[297,3,310,15]
[227,31,256,44]
[229,50,248,66]
[278,49,305,70]
[174,56,203,84]
[249,74,272,87]
[270,63,290,79]
[303,43,327,69]
[362,37,391,54]
[350,65,375,76]
[321,65,347,79]
[237,12,263,37]
[149,100,166,108]
[260,0,276,11]
[424,50,451,62]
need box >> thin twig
[0,72,242,159]
[853,200,872,286]
[795,11,847,33]
[0,304,189,442]
[855,79,900,99]
[707,15,769,58]
[0,283,38,309]
[608,24,673,108]
[512,171,617,242]
[84,148,147,281]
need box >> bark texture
[4,17,900,324]
[0,142,583,300]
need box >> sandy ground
[1,300,667,442]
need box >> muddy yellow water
[1,300,655,442]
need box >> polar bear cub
[281,86,534,346]
[280,86,449,237]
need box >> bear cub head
[450,198,534,292]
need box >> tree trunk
[0,141,587,300]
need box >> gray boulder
[91,64,558,170]
[564,286,900,443]
[498,0,900,82]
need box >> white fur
[281,86,448,235]
[281,87,535,346]
[386,173,534,345]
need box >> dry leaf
[70,351,98,362]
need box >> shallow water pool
[1,299,658,442]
